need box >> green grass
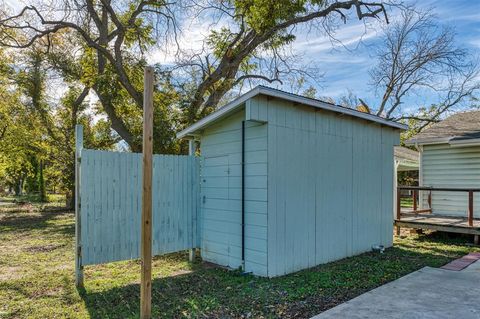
[0,194,66,212]
[1,204,479,319]
[401,197,413,207]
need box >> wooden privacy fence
[75,127,200,277]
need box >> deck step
[440,253,480,271]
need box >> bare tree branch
[368,8,479,122]
[184,0,390,120]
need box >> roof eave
[256,86,408,130]
[405,137,452,145]
[449,138,480,147]
[406,136,480,146]
[176,87,261,139]
[177,86,408,139]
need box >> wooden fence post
[393,160,399,224]
[468,190,473,227]
[141,66,154,319]
[75,125,84,287]
[413,189,417,212]
[427,190,432,209]
[396,188,401,236]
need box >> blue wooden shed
[178,86,406,277]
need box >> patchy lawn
[1,203,479,319]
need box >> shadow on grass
[78,268,233,319]
[399,231,475,247]
[0,209,74,237]
[77,234,476,319]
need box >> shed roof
[406,110,480,145]
[177,86,407,139]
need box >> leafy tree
[24,156,40,194]
[0,45,118,205]
[48,85,119,207]
[175,0,388,126]
[0,0,390,151]
[0,48,46,195]
[0,0,396,204]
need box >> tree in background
[321,8,479,143]
[0,48,46,195]
[0,0,390,152]
[24,156,39,194]
[49,86,119,207]
[0,44,118,205]
[3,1,477,202]
[364,9,478,130]
[38,160,46,202]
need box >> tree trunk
[14,177,24,196]
[66,185,75,210]
[38,160,47,202]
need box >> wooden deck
[395,213,480,235]
[396,186,480,238]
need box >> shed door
[201,155,241,268]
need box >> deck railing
[396,186,480,227]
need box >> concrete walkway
[312,261,480,319]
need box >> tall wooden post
[393,160,399,234]
[141,66,154,319]
[75,125,84,287]
[413,190,417,212]
[468,190,473,227]
[396,188,401,236]
[427,190,432,209]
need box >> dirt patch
[201,261,230,270]
[0,266,23,281]
[25,244,66,253]
[296,295,356,318]
[170,269,193,277]
[0,204,34,214]
[30,287,64,299]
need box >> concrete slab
[463,259,480,273]
[311,263,480,319]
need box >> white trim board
[406,137,480,147]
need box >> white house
[406,110,480,217]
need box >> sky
[300,0,480,112]
[4,0,480,115]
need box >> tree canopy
[0,0,390,152]
[0,1,478,202]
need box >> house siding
[200,109,268,276]
[247,95,399,277]
[421,144,480,217]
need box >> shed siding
[200,109,268,276]
[251,95,399,277]
[421,144,480,217]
